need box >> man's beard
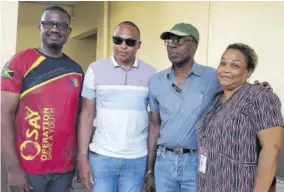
[47,42,62,52]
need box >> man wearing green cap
[144,23,221,192]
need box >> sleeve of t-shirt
[81,65,96,99]
[1,54,24,93]
[251,89,284,132]
[148,77,159,113]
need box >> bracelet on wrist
[145,170,153,176]
[144,170,154,181]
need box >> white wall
[0,2,19,191]
[1,1,19,66]
[207,2,284,108]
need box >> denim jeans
[154,146,198,192]
[27,170,74,192]
[89,152,146,192]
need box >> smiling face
[217,49,251,90]
[39,10,71,51]
[112,24,141,65]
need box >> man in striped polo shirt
[77,21,156,192]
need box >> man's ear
[194,42,198,50]
[67,27,72,37]
[137,41,142,49]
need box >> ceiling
[28,1,77,6]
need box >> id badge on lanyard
[199,147,208,174]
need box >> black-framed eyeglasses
[112,36,138,47]
[41,21,69,31]
[164,38,195,47]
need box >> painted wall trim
[205,1,211,66]
[103,1,109,58]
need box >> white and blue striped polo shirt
[82,56,156,158]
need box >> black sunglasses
[41,21,69,31]
[112,36,138,47]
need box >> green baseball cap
[160,23,200,42]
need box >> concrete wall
[64,35,97,72]
[71,1,107,60]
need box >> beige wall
[108,1,210,70]
[64,35,97,72]
[71,1,107,60]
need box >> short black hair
[226,43,258,73]
[116,21,141,37]
[43,6,71,23]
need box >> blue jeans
[27,170,74,192]
[154,146,198,192]
[89,152,146,192]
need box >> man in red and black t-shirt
[1,6,83,192]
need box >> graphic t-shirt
[1,48,83,174]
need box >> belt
[161,146,197,154]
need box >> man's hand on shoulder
[254,80,273,91]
